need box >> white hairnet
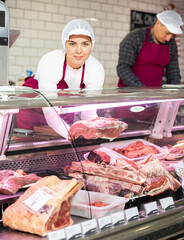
[62,19,95,49]
[157,10,183,34]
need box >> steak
[0,169,41,195]
[68,117,128,141]
[87,150,111,164]
[113,140,159,159]
[2,176,83,236]
[84,147,126,165]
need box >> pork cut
[68,117,128,141]
[2,176,83,236]
[0,169,41,195]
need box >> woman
[17,19,105,138]
[35,19,104,91]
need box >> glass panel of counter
[4,87,184,151]
[1,87,184,237]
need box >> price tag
[23,189,52,212]
[159,197,175,211]
[47,228,66,240]
[65,224,82,240]
[111,211,125,226]
[125,207,139,222]
[98,216,112,231]
[144,201,158,216]
[81,219,97,237]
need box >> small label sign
[125,207,139,222]
[159,197,175,211]
[23,189,52,212]
[144,201,158,216]
[111,211,125,226]
[98,216,112,231]
[81,219,97,237]
[47,228,66,240]
[65,224,82,240]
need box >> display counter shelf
[0,87,184,239]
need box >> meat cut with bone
[2,176,83,236]
[68,160,146,185]
[69,172,144,196]
[139,155,181,195]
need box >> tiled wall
[5,0,184,87]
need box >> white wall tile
[31,2,45,12]
[9,8,24,18]
[5,0,16,8]
[23,29,38,39]
[24,48,38,57]
[16,56,30,66]
[31,39,45,48]
[38,12,52,22]
[78,0,91,9]
[17,0,31,10]
[24,10,38,20]
[66,0,79,8]
[4,0,184,86]
[45,3,59,14]
[16,18,31,29]
[31,20,45,30]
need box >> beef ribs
[67,160,146,185]
[2,176,83,236]
[68,117,128,141]
[69,172,143,197]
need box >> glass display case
[1,86,184,239]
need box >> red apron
[118,27,170,87]
[22,57,86,89]
[17,57,86,129]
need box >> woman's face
[65,35,92,69]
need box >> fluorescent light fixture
[130,106,145,112]
[60,98,182,114]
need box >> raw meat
[139,155,181,195]
[144,176,170,196]
[160,145,184,161]
[0,169,41,195]
[68,117,128,141]
[116,158,139,171]
[69,172,123,195]
[69,172,143,197]
[66,160,146,185]
[160,160,179,177]
[113,140,159,159]
[2,176,83,236]
[87,150,111,164]
[84,147,125,165]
